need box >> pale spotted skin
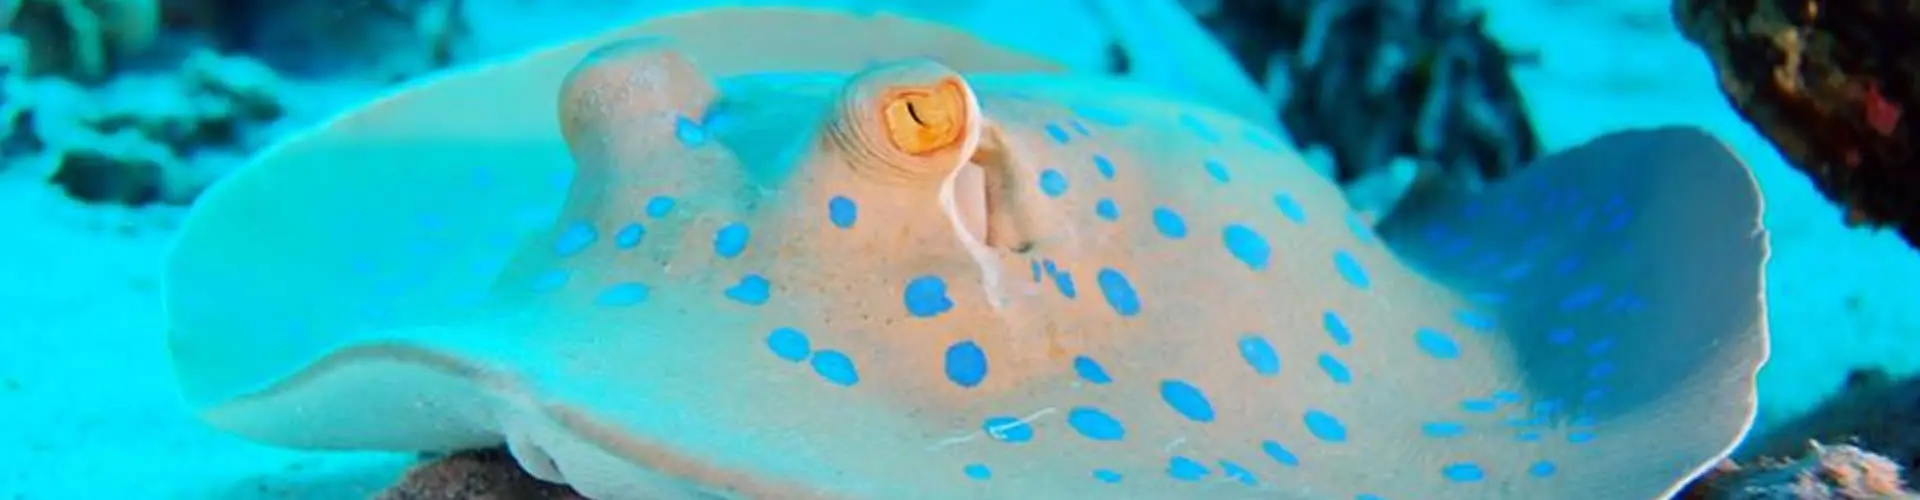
[156,7,1766,500]
[462,38,1767,500]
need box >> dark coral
[376,449,585,500]
[1675,0,1920,250]
[1186,0,1539,193]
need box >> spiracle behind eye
[881,79,968,156]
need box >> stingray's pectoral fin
[164,82,573,412]
[190,311,556,452]
[1379,127,1769,498]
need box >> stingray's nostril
[964,127,1052,254]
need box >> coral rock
[375,449,584,500]
[1682,443,1918,499]
[1675,0,1920,251]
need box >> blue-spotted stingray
[163,7,1770,500]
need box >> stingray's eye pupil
[881,79,968,156]
[906,102,926,125]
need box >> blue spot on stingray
[1073,104,1131,126]
[1461,399,1499,413]
[765,327,811,362]
[1415,327,1461,359]
[1029,260,1042,283]
[713,223,750,258]
[1274,193,1307,223]
[1553,256,1583,275]
[645,196,676,218]
[1586,337,1616,357]
[1529,461,1558,477]
[554,222,597,257]
[1324,311,1353,346]
[1568,431,1596,443]
[1347,213,1375,245]
[723,274,771,305]
[1333,250,1369,289]
[1218,460,1258,486]
[1039,169,1069,197]
[828,196,858,228]
[1068,407,1126,441]
[1166,456,1209,482]
[702,103,733,130]
[1547,327,1577,345]
[964,463,991,480]
[810,350,859,386]
[674,114,707,147]
[1358,495,1386,500]
[1237,335,1281,376]
[1454,310,1496,331]
[1092,469,1123,483]
[982,416,1033,443]
[1604,211,1633,232]
[1423,421,1466,438]
[1261,440,1300,466]
[1222,224,1272,270]
[530,269,570,293]
[1045,123,1070,144]
[1203,159,1231,183]
[1095,198,1119,220]
[1244,127,1283,152]
[1304,410,1348,442]
[1442,463,1485,483]
[1178,113,1220,142]
[1498,261,1534,281]
[1070,120,1091,136]
[614,223,644,249]
[1559,284,1605,311]
[1588,361,1617,380]
[1092,155,1116,180]
[1051,270,1077,299]
[1152,207,1188,239]
[944,340,989,388]
[1160,380,1216,423]
[903,275,955,318]
[1073,356,1112,384]
[594,282,649,306]
[1096,268,1141,317]
[1318,353,1352,384]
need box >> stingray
[163,7,1770,500]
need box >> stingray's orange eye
[881,79,968,155]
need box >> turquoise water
[4,1,1919,498]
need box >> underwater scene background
[2,0,1918,498]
